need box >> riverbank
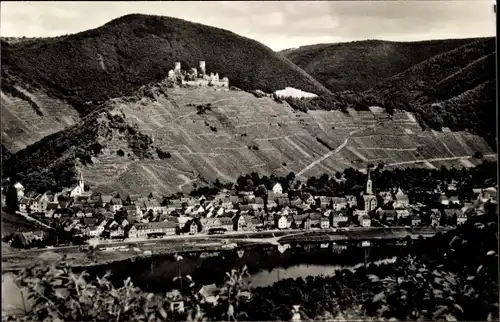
[2,226,451,272]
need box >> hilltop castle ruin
[167,61,229,88]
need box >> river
[2,240,407,314]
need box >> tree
[5,184,19,213]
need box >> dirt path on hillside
[295,127,366,177]
[386,154,497,167]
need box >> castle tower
[174,62,181,74]
[366,169,373,195]
[199,61,206,76]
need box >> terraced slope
[1,86,80,153]
[5,85,494,196]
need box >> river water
[2,240,406,314]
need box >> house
[232,214,246,231]
[132,221,178,237]
[316,196,331,209]
[378,191,393,205]
[395,209,410,219]
[287,197,300,207]
[18,197,31,213]
[383,212,396,224]
[86,220,108,237]
[354,209,368,218]
[320,217,330,229]
[31,193,50,213]
[359,215,371,227]
[70,173,85,198]
[304,194,316,205]
[201,218,222,232]
[345,195,357,207]
[14,182,25,200]
[143,199,163,214]
[304,213,323,229]
[182,218,202,235]
[122,204,142,216]
[110,226,125,238]
[99,194,114,207]
[219,217,233,231]
[125,194,140,205]
[457,213,468,225]
[275,214,289,229]
[276,197,290,206]
[291,213,308,229]
[330,211,349,228]
[198,284,220,305]
[476,187,497,203]
[361,194,378,212]
[272,183,283,195]
[393,188,409,209]
[331,197,347,211]
[58,199,72,209]
[242,215,262,231]
[110,198,123,212]
[15,231,45,247]
[449,196,460,205]
[444,209,461,225]
[410,215,422,226]
[438,194,449,206]
[251,197,265,206]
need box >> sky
[0,1,496,51]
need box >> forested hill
[367,38,496,147]
[282,37,496,147]
[1,13,330,115]
[281,38,483,92]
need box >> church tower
[199,61,206,77]
[174,62,181,75]
[78,172,85,191]
[366,169,373,195]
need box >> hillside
[1,85,81,153]
[1,13,330,118]
[368,38,496,146]
[3,84,495,196]
[281,38,480,92]
[283,37,496,148]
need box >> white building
[14,182,25,200]
[361,171,378,212]
[272,183,283,195]
[70,173,85,198]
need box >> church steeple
[79,172,84,190]
[366,169,373,195]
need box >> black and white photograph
[1,1,498,321]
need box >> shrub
[156,148,172,159]
[6,261,253,322]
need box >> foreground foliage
[244,213,499,321]
[6,212,498,321]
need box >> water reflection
[2,240,406,313]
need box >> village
[6,166,498,249]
